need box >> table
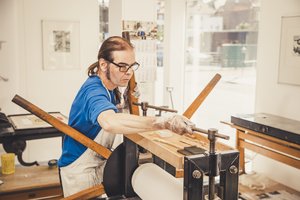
[0,165,63,200]
[0,112,65,166]
[0,112,66,143]
[227,113,300,173]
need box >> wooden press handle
[122,31,140,116]
[12,95,112,159]
[128,73,140,115]
[62,184,105,200]
[183,73,221,119]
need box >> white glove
[153,114,195,135]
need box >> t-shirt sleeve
[85,84,118,125]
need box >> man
[58,36,195,197]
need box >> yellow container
[1,153,15,175]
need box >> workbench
[228,113,300,173]
[0,165,63,200]
[126,129,234,177]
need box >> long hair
[87,36,134,105]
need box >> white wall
[0,0,99,164]
[163,0,186,112]
[22,0,99,115]
[254,0,300,191]
[0,0,20,114]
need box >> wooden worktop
[0,164,61,194]
[126,129,233,169]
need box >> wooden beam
[236,130,245,173]
[11,95,112,159]
[239,131,300,158]
[240,140,300,169]
[230,124,300,149]
[123,31,140,116]
[62,184,105,200]
[183,73,221,119]
[126,129,233,171]
[128,73,140,115]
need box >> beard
[106,65,111,80]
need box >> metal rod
[133,102,178,113]
[192,127,230,140]
[166,86,174,109]
[208,128,217,200]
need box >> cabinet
[0,165,63,200]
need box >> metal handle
[133,102,178,113]
[192,127,230,140]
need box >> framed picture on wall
[278,15,300,86]
[42,20,80,70]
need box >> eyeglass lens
[119,63,139,72]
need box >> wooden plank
[236,130,245,173]
[183,73,221,119]
[126,129,233,169]
[62,184,105,200]
[228,123,300,149]
[175,169,184,178]
[240,140,300,169]
[123,31,140,116]
[239,131,300,158]
[127,73,140,116]
[126,131,184,169]
[11,95,112,159]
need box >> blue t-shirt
[58,75,118,167]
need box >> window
[184,0,260,146]
[99,0,109,41]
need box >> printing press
[10,70,239,200]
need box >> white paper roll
[132,163,183,200]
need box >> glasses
[106,60,140,72]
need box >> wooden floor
[238,173,300,200]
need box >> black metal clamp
[184,128,239,200]
[133,102,177,116]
